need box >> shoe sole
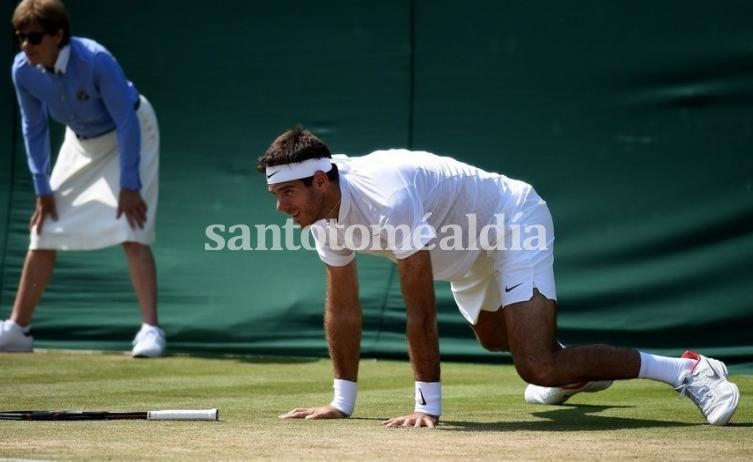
[132,348,166,358]
[0,343,33,353]
[708,382,740,426]
[707,357,738,425]
[581,381,613,393]
[688,354,738,425]
[132,352,164,358]
[0,348,33,353]
[525,380,613,405]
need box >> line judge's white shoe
[131,324,166,358]
[676,351,739,426]
[0,319,33,353]
[525,380,614,405]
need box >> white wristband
[414,381,441,417]
[330,379,357,416]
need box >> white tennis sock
[638,352,696,387]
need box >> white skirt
[30,95,159,250]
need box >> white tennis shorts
[30,95,160,250]
[450,186,557,324]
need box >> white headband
[265,158,333,185]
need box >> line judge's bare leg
[122,242,158,326]
[0,249,56,351]
[10,249,57,326]
[123,242,165,357]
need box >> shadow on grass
[441,404,700,431]
[34,348,324,365]
[164,350,323,364]
[355,407,753,430]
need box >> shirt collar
[37,44,71,74]
[54,44,71,74]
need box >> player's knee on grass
[513,356,562,387]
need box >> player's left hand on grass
[117,188,148,230]
[279,405,347,420]
[383,412,439,428]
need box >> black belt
[75,98,140,140]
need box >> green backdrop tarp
[2,1,751,371]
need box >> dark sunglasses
[14,30,51,45]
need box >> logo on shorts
[76,90,90,101]
[504,283,523,293]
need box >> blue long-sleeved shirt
[11,37,141,195]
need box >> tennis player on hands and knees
[259,127,740,427]
[1,0,165,357]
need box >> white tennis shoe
[676,351,739,426]
[0,319,33,352]
[524,380,613,405]
[131,324,166,358]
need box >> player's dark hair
[257,126,339,182]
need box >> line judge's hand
[117,188,148,230]
[279,405,347,420]
[30,194,58,235]
[383,412,439,428]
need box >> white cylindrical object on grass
[147,409,219,421]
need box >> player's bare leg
[473,289,640,386]
[471,307,511,352]
[504,289,640,385]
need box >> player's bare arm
[383,249,440,428]
[280,260,362,420]
[325,260,362,382]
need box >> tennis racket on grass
[0,408,219,421]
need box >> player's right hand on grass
[279,405,347,420]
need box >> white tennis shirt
[313,149,534,281]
